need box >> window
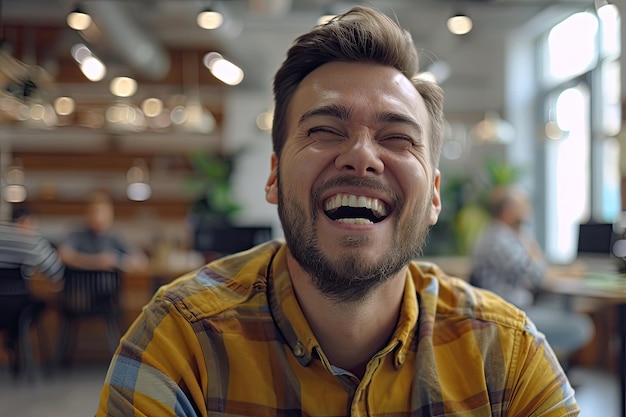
[546,86,591,262]
[545,12,598,84]
[540,6,621,263]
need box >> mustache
[311,175,399,208]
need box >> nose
[334,134,384,176]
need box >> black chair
[55,268,121,367]
[0,267,47,380]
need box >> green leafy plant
[484,158,525,187]
[428,158,525,255]
[184,152,240,224]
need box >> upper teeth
[324,193,388,217]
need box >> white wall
[223,89,282,238]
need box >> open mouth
[323,193,389,225]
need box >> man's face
[265,61,441,302]
[87,202,114,233]
[510,192,531,230]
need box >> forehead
[289,61,428,126]
[89,202,112,214]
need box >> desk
[542,274,626,417]
[418,256,472,281]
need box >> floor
[569,366,621,417]
[0,363,620,416]
[0,363,109,417]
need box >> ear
[265,153,279,205]
[429,169,442,225]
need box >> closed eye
[308,127,344,139]
[379,135,415,151]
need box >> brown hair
[271,6,445,168]
[88,190,114,210]
[488,185,525,217]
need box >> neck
[286,255,406,378]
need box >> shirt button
[293,341,305,357]
[396,352,405,366]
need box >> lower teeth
[336,218,373,225]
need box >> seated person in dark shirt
[58,191,148,273]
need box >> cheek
[400,167,433,207]
[281,147,332,189]
[281,160,307,191]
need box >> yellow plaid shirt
[96,240,579,416]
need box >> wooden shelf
[28,199,193,220]
[14,151,193,172]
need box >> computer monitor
[193,224,273,255]
[577,222,613,255]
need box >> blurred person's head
[488,185,531,231]
[11,203,38,230]
[86,191,115,233]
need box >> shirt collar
[267,245,317,366]
[267,244,420,370]
[390,274,419,369]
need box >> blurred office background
[0,0,625,416]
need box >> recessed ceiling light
[197,9,224,29]
[67,8,92,31]
[447,14,473,35]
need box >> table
[542,273,626,417]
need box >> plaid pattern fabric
[96,240,579,416]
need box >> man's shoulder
[0,222,41,244]
[153,240,284,323]
[0,221,20,236]
[411,260,527,331]
[64,227,91,241]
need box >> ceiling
[0,0,593,148]
[0,0,601,224]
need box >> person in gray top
[471,184,593,365]
[471,185,545,307]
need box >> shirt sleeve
[472,223,546,307]
[492,227,545,289]
[110,235,132,255]
[29,236,65,281]
[505,318,580,417]
[96,297,208,417]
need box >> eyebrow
[298,105,425,136]
[377,111,424,136]
[298,104,351,125]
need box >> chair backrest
[60,268,120,315]
[0,267,32,331]
[0,267,28,296]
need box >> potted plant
[428,158,524,256]
[185,152,241,226]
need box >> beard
[277,174,433,303]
